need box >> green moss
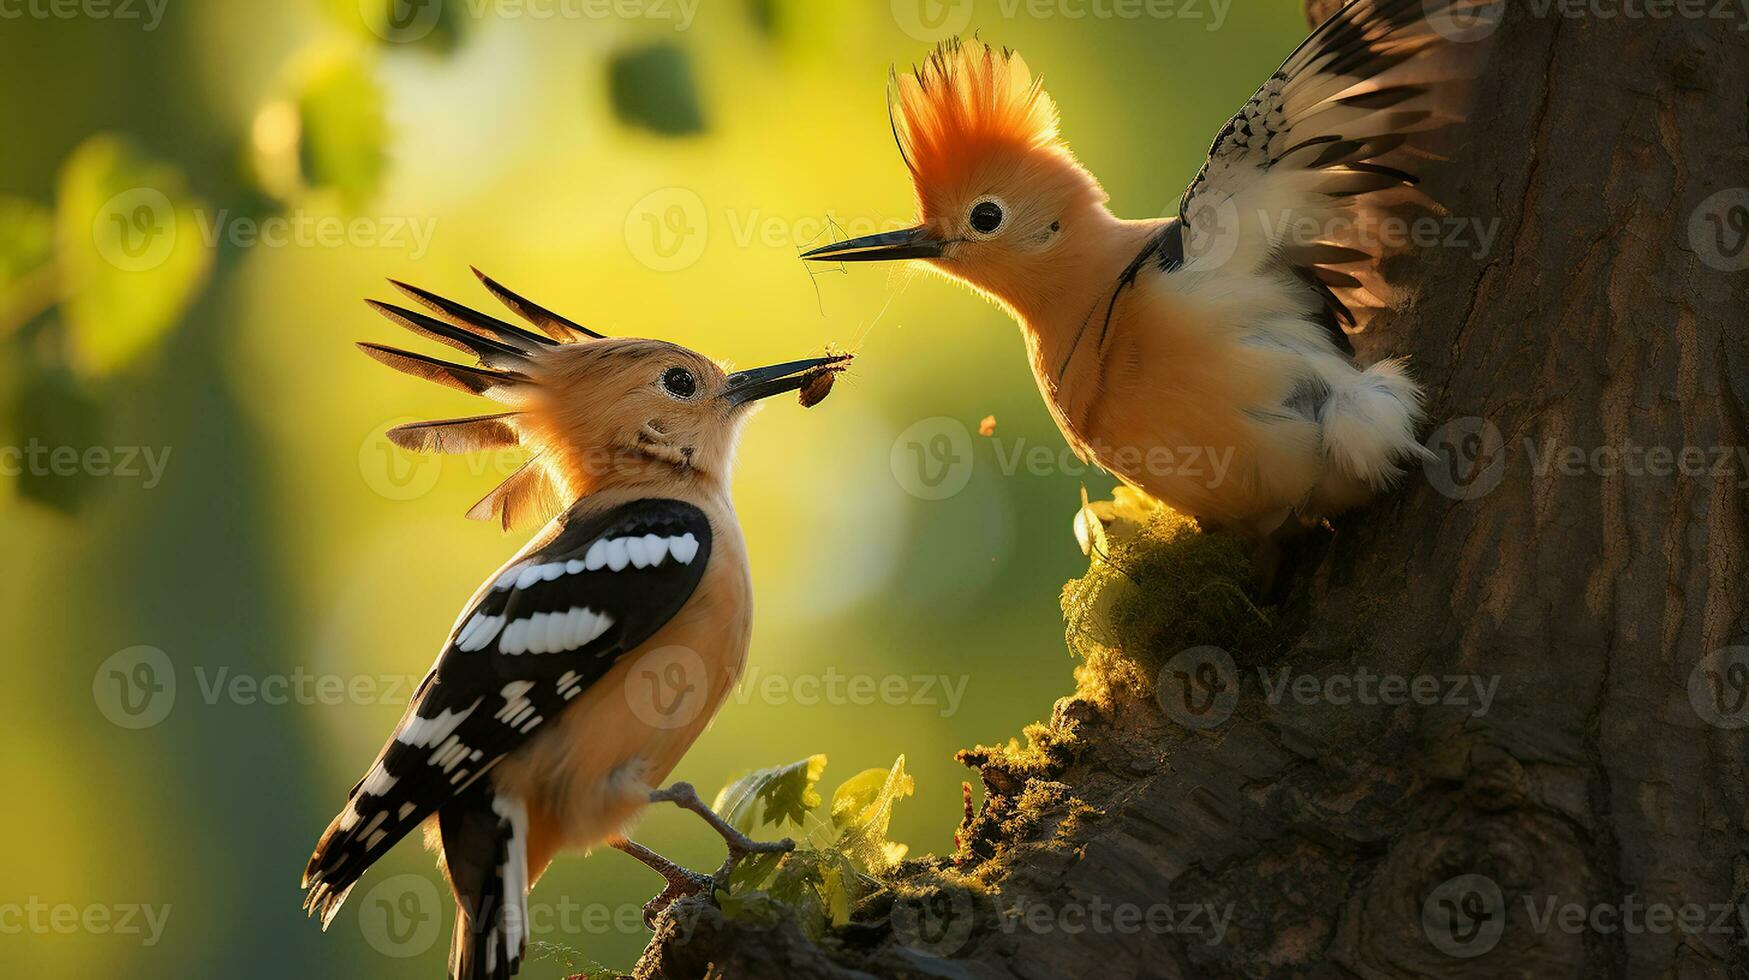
[1062,506,1269,706]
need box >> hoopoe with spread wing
[301,269,850,980]
[805,1,1497,539]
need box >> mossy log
[628,5,1749,978]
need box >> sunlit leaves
[712,753,826,834]
[714,755,913,936]
[296,48,390,210]
[55,135,213,377]
[250,46,389,211]
[608,43,707,137]
[831,757,914,873]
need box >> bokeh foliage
[0,2,1307,976]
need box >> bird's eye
[661,366,697,399]
[969,198,1005,237]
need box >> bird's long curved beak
[724,352,853,406]
[800,225,946,263]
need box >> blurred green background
[0,1,1303,975]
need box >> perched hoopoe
[300,269,850,980]
[806,1,1497,540]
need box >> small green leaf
[294,48,389,210]
[831,756,914,874]
[712,754,826,834]
[10,363,105,512]
[607,43,707,137]
[56,134,213,377]
[0,197,53,294]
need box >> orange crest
[889,39,1061,197]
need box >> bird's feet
[610,837,716,928]
[649,781,796,885]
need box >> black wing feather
[301,497,713,925]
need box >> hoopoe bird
[805,1,1497,541]
[300,269,850,980]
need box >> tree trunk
[631,6,1749,978]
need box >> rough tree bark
[629,5,1749,978]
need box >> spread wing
[302,497,713,925]
[1172,0,1498,345]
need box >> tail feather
[1322,356,1429,488]
[471,266,605,343]
[440,786,530,980]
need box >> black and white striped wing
[302,497,712,924]
[1172,0,1497,341]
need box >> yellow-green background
[0,1,1304,975]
